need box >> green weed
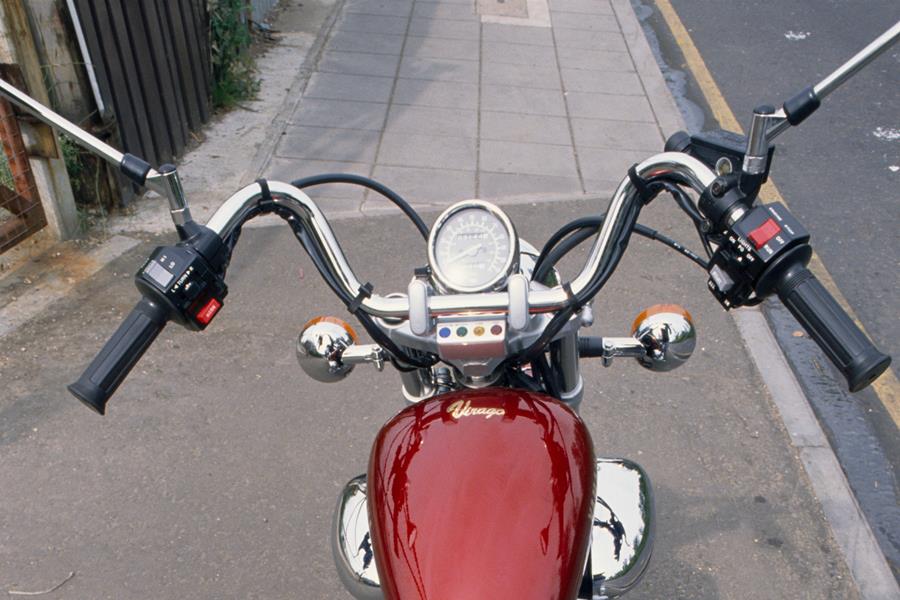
[210,0,260,110]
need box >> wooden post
[0,0,79,241]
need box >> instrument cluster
[427,200,519,293]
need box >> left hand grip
[68,298,168,415]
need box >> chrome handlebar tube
[206,152,716,319]
[0,78,192,226]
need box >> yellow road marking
[654,0,900,426]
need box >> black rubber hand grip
[68,298,168,415]
[775,265,891,392]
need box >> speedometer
[427,200,518,293]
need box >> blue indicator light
[439,327,452,338]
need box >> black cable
[222,201,437,369]
[287,220,436,369]
[290,173,430,239]
[519,190,644,359]
[532,216,708,283]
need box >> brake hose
[219,199,437,369]
[290,173,430,239]
[517,192,644,360]
[532,216,708,283]
[532,184,708,282]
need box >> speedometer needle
[447,244,482,264]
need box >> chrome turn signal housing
[296,316,359,383]
[631,304,696,372]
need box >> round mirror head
[296,316,358,383]
[631,304,696,372]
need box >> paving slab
[403,35,480,60]
[479,171,583,199]
[326,30,406,54]
[290,98,389,131]
[481,60,563,89]
[397,55,480,82]
[553,26,628,51]
[480,139,578,177]
[377,131,477,170]
[369,164,476,203]
[556,46,634,71]
[412,2,477,20]
[334,12,409,34]
[408,16,481,39]
[481,83,567,115]
[392,78,479,109]
[345,0,413,17]
[550,0,614,15]
[276,125,382,163]
[317,50,401,77]
[566,91,656,121]
[551,11,619,31]
[385,104,478,138]
[561,67,644,94]
[571,117,664,150]
[482,40,559,66]
[304,72,395,103]
[482,22,555,45]
[481,111,572,145]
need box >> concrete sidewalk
[0,0,886,598]
[259,0,674,213]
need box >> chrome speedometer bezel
[427,200,519,294]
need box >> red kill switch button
[748,218,781,249]
[196,298,222,325]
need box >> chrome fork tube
[553,332,583,410]
[400,368,436,404]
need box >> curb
[613,0,900,596]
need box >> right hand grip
[775,265,891,392]
[68,298,168,414]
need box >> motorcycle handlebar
[775,264,890,392]
[68,298,169,415]
[205,153,717,320]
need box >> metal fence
[0,96,46,253]
[69,0,212,168]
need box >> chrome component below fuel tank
[332,475,381,600]
[581,459,655,599]
[334,457,653,600]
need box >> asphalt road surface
[632,0,900,579]
[0,199,861,598]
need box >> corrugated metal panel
[70,0,211,171]
[250,0,278,23]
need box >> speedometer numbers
[427,201,518,293]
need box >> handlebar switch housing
[135,227,229,331]
[706,202,810,309]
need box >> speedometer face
[428,201,518,293]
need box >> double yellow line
[654,0,900,427]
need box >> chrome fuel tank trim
[332,475,382,600]
[582,459,655,599]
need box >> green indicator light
[456,326,468,337]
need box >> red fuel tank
[368,388,595,600]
